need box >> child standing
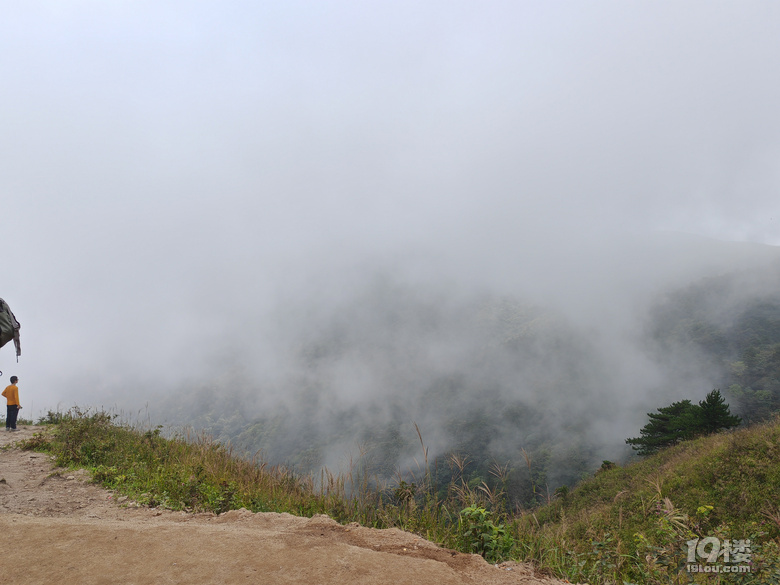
[2,376,21,431]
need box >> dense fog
[2,2,780,478]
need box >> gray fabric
[0,299,21,357]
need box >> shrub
[456,505,514,563]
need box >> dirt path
[0,426,567,585]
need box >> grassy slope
[19,410,780,585]
[18,410,455,546]
[514,415,780,584]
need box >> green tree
[626,391,742,456]
[697,389,741,434]
[626,400,699,456]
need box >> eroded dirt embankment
[0,426,565,585]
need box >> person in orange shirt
[2,376,21,431]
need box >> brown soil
[0,426,567,585]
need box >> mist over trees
[1,0,779,533]
[647,265,780,422]
[147,250,780,510]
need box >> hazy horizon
[2,2,780,442]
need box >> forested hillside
[648,264,780,422]
[164,288,610,507]
[156,256,780,511]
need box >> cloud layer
[1,1,779,419]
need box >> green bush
[456,505,513,563]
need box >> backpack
[0,298,21,362]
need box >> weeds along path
[0,427,565,585]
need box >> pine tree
[626,390,742,456]
[697,389,741,434]
[625,400,699,456]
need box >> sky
[1,1,780,420]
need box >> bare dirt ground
[0,426,567,585]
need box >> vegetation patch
[515,416,780,584]
[18,408,780,584]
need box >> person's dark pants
[6,405,19,429]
